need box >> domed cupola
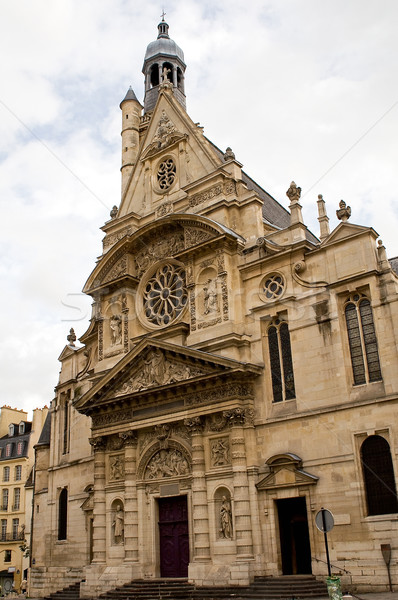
[142,17,186,113]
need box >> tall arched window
[268,320,295,403]
[344,293,382,385]
[361,435,398,515]
[58,488,68,540]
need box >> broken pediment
[256,453,319,491]
[74,338,263,414]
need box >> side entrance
[158,495,189,577]
[277,497,312,575]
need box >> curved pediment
[83,214,244,294]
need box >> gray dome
[144,37,185,63]
[143,20,185,65]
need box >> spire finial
[161,8,166,21]
[317,193,330,241]
[336,199,351,222]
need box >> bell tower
[142,17,186,113]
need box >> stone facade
[30,19,398,597]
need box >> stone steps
[43,581,82,600]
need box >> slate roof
[35,412,51,447]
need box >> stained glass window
[268,320,295,402]
[345,294,381,385]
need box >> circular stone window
[157,158,176,191]
[143,263,188,326]
[261,273,285,301]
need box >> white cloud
[0,0,397,416]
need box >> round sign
[315,508,334,532]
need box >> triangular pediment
[119,89,223,218]
[74,338,262,413]
[321,222,378,246]
[256,453,319,491]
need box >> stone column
[89,437,107,563]
[184,417,210,561]
[224,409,254,559]
[172,66,177,87]
[120,430,138,562]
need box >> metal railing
[0,532,24,542]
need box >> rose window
[263,273,285,300]
[143,263,188,326]
[157,158,176,190]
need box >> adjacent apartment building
[0,406,48,593]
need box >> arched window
[268,320,295,403]
[361,435,398,515]
[58,488,68,540]
[344,294,382,385]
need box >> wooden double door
[158,495,189,577]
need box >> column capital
[89,436,106,451]
[184,416,204,434]
[119,430,138,446]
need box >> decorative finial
[161,8,166,21]
[110,205,118,219]
[67,328,76,346]
[317,193,330,242]
[286,181,301,204]
[336,199,351,222]
[223,147,235,161]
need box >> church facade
[30,20,398,597]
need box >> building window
[18,422,25,434]
[361,435,398,516]
[13,489,20,511]
[8,425,14,437]
[1,519,7,540]
[16,441,24,456]
[2,489,9,511]
[58,488,68,540]
[5,444,12,457]
[15,466,21,481]
[267,319,296,402]
[344,294,382,385]
[4,550,11,562]
[143,263,188,327]
[63,402,69,455]
[3,467,10,482]
[12,518,19,540]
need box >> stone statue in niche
[145,449,189,479]
[220,496,233,539]
[112,504,124,544]
[110,455,124,480]
[110,315,122,346]
[203,278,218,315]
[211,438,230,466]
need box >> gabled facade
[30,19,398,596]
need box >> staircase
[97,575,328,600]
[43,581,82,600]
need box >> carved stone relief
[210,437,231,467]
[184,227,214,248]
[145,448,190,479]
[109,455,125,481]
[113,350,207,396]
[134,233,185,277]
[156,201,174,219]
[185,383,253,407]
[102,255,128,285]
[188,184,223,208]
[139,423,190,454]
[92,409,132,428]
[103,227,132,251]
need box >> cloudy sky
[1,0,397,416]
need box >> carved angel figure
[220,496,233,539]
[203,278,218,315]
[113,504,124,543]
